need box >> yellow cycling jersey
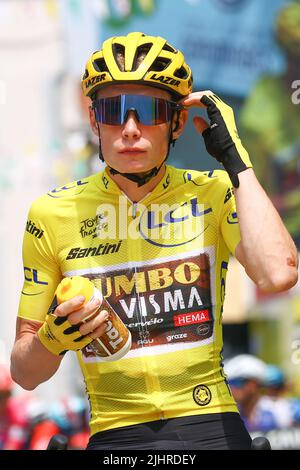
[18,165,240,435]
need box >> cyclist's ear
[89,106,99,136]
[172,108,188,140]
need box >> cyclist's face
[89,84,183,175]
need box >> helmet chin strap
[96,111,180,187]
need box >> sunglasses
[92,94,182,126]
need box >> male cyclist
[11,32,298,450]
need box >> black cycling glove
[201,94,252,188]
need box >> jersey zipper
[131,200,165,420]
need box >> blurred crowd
[0,363,89,450]
[2,355,300,449]
[224,354,300,449]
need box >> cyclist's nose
[122,111,141,139]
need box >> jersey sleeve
[17,198,62,322]
[218,174,241,256]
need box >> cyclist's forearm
[10,333,63,390]
[234,168,298,292]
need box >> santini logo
[66,241,122,259]
[26,220,44,239]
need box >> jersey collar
[98,165,175,198]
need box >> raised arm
[234,169,298,292]
[182,91,298,292]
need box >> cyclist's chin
[108,157,162,174]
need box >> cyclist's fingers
[88,321,110,340]
[67,298,101,325]
[55,295,86,317]
[181,90,214,108]
[79,310,109,336]
[193,116,209,134]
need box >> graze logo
[79,214,107,239]
[291,80,300,105]
[66,241,122,260]
[166,333,187,342]
[94,196,212,244]
[26,220,44,239]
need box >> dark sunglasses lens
[94,96,122,125]
[131,96,171,125]
[94,96,173,125]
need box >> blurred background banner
[100,0,300,248]
[101,0,288,96]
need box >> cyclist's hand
[37,296,109,356]
[182,91,252,187]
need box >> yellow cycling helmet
[82,31,193,100]
[276,1,300,56]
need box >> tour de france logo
[193,384,212,406]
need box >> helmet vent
[112,43,126,70]
[162,43,176,53]
[93,58,109,73]
[82,69,89,80]
[131,44,153,70]
[174,66,189,79]
[150,58,171,72]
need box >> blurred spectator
[264,364,288,398]
[47,395,90,449]
[263,363,300,427]
[0,361,89,449]
[25,394,90,450]
[0,362,38,449]
[224,354,294,432]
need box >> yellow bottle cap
[56,276,94,304]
